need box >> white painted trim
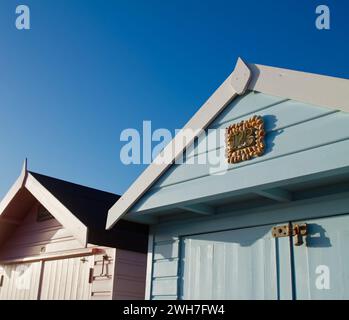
[106,58,349,228]
[144,232,154,300]
[0,160,27,219]
[248,63,349,112]
[106,58,251,229]
[25,173,88,246]
[0,247,101,265]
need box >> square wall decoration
[225,115,266,164]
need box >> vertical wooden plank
[66,258,74,299]
[78,257,88,300]
[8,266,15,300]
[70,257,80,299]
[59,259,68,300]
[276,232,294,300]
[212,242,225,299]
[76,258,84,300]
[33,261,43,300]
[48,260,56,299]
[145,233,154,300]
[40,261,49,300]
[53,259,62,299]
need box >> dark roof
[29,172,148,253]
[30,172,120,228]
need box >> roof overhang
[0,161,88,246]
[106,58,349,229]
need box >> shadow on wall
[263,114,283,155]
[305,223,332,248]
[174,222,332,253]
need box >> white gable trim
[248,63,349,112]
[106,58,349,229]
[0,160,27,217]
[106,58,252,229]
[0,164,88,246]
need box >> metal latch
[100,255,112,278]
[272,223,308,246]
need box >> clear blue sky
[0,0,348,198]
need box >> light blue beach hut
[107,58,349,300]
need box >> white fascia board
[106,58,252,229]
[248,63,349,112]
[0,160,27,217]
[25,173,88,246]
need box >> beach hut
[0,162,148,300]
[106,58,349,300]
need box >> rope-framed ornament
[225,115,266,164]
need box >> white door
[39,255,94,300]
[0,262,42,300]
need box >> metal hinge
[272,223,308,246]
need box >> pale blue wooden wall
[150,194,349,299]
[133,91,349,213]
[140,90,349,299]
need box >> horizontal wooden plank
[212,91,287,126]
[155,111,346,188]
[154,192,349,242]
[0,248,98,264]
[116,263,146,280]
[0,238,82,261]
[115,249,146,265]
[134,138,349,213]
[114,278,146,295]
[4,231,75,249]
[154,241,179,260]
[91,292,112,300]
[16,220,62,233]
[153,259,178,278]
[211,98,332,134]
[152,277,178,296]
[91,278,113,292]
[115,295,144,300]
[152,295,178,300]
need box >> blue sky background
[0,0,348,198]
